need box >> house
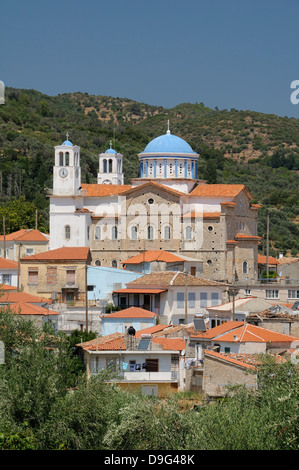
[113,271,228,325]
[189,321,299,355]
[246,303,299,337]
[19,246,91,306]
[257,254,278,278]
[205,296,275,327]
[100,306,157,336]
[0,229,49,261]
[76,330,186,396]
[121,250,203,277]
[0,257,18,287]
[0,290,58,329]
[87,265,143,306]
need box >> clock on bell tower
[53,134,81,196]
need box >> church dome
[62,140,73,147]
[105,148,117,154]
[142,131,196,155]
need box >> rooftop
[122,250,185,265]
[101,306,156,319]
[0,229,49,242]
[20,246,91,262]
[126,271,227,288]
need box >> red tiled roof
[9,302,58,316]
[190,321,245,339]
[135,324,172,337]
[190,184,251,198]
[0,229,49,242]
[181,212,221,219]
[0,291,51,304]
[258,254,278,265]
[20,246,90,262]
[0,284,17,291]
[204,350,257,370]
[0,257,18,269]
[152,337,186,351]
[122,250,185,265]
[101,306,156,319]
[127,271,227,288]
[235,234,262,240]
[81,184,132,197]
[216,323,299,344]
[113,288,167,294]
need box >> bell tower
[97,141,124,185]
[53,134,81,196]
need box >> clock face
[59,168,68,178]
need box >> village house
[0,257,18,287]
[0,229,49,262]
[100,306,157,336]
[112,271,228,325]
[246,303,299,337]
[76,330,186,396]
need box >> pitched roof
[122,250,185,265]
[135,324,172,337]
[190,321,244,340]
[0,257,18,269]
[235,234,262,241]
[101,306,156,319]
[120,181,187,198]
[80,184,132,197]
[190,184,252,199]
[127,271,227,288]
[0,229,49,242]
[210,322,299,344]
[151,337,186,351]
[204,350,257,370]
[9,302,58,316]
[20,246,90,262]
[277,257,299,265]
[258,254,278,265]
[0,291,52,304]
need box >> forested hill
[0,87,298,256]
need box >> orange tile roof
[127,271,227,288]
[113,288,167,294]
[220,201,237,206]
[190,184,252,198]
[151,337,186,351]
[0,284,17,291]
[181,212,221,219]
[9,302,58,316]
[190,321,245,339]
[0,291,51,304]
[81,184,132,197]
[258,254,278,265]
[235,234,262,240]
[0,229,49,242]
[215,323,299,343]
[204,350,257,370]
[120,181,187,198]
[101,306,156,319]
[122,250,185,265]
[20,246,90,262]
[0,257,18,269]
[135,324,172,337]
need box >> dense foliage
[0,87,298,254]
[0,309,298,450]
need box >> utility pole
[3,217,5,258]
[17,243,21,292]
[35,210,38,230]
[85,262,88,333]
[184,270,188,325]
[266,211,270,279]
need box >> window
[200,292,208,308]
[243,261,248,274]
[111,259,118,268]
[185,226,192,240]
[26,248,34,256]
[288,290,299,299]
[111,226,118,240]
[66,269,76,286]
[87,285,95,292]
[95,226,101,240]
[177,292,184,308]
[103,159,107,173]
[224,347,231,353]
[47,267,57,285]
[147,225,154,240]
[163,225,171,240]
[145,359,159,372]
[87,226,90,240]
[245,289,251,296]
[208,225,213,232]
[266,289,279,299]
[2,274,11,285]
[211,292,219,306]
[28,268,38,285]
[65,225,71,240]
[131,225,138,241]
[188,292,196,308]
[94,260,101,266]
[147,198,154,205]
[59,152,64,166]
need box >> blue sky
[1,0,299,117]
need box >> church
[48,125,261,283]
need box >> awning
[113,288,167,294]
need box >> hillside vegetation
[0,87,298,255]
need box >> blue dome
[105,148,117,154]
[62,140,73,147]
[142,132,196,155]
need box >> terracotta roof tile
[101,306,156,319]
[0,229,49,242]
[80,184,132,197]
[9,302,58,316]
[127,271,227,288]
[135,324,172,337]
[0,291,51,304]
[235,234,262,240]
[258,254,278,265]
[20,246,90,262]
[215,323,299,343]
[190,184,251,198]
[0,257,18,269]
[152,337,186,351]
[204,350,257,370]
[122,250,185,265]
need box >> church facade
[48,126,261,284]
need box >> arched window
[95,226,101,240]
[131,225,138,240]
[111,226,118,240]
[103,159,107,173]
[65,152,69,166]
[164,225,171,240]
[65,225,71,240]
[243,261,248,274]
[109,159,113,172]
[111,259,118,268]
[147,225,154,240]
[59,152,64,166]
[185,225,192,240]
[95,260,101,266]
